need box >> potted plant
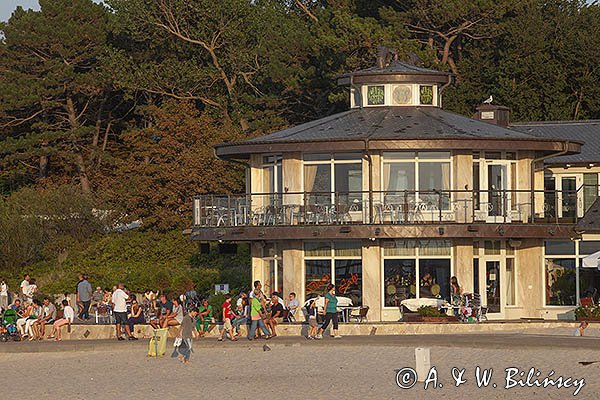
[575,305,600,322]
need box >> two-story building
[191,53,600,321]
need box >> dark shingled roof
[339,60,452,78]
[246,106,554,144]
[511,120,600,163]
[577,198,600,233]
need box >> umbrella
[582,250,600,270]
[304,296,353,309]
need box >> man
[286,292,299,322]
[19,274,30,301]
[265,294,284,337]
[0,279,8,311]
[247,291,271,340]
[196,298,213,336]
[218,294,236,341]
[10,299,22,313]
[92,287,103,307]
[76,274,93,320]
[111,283,135,340]
[236,292,247,313]
[37,298,57,339]
[151,294,173,329]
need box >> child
[306,297,319,339]
[218,294,237,341]
[173,307,198,364]
[573,321,589,337]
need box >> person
[111,283,135,340]
[0,279,8,311]
[316,284,341,339]
[16,301,34,337]
[306,297,319,340]
[25,278,37,303]
[91,286,103,313]
[162,297,183,328]
[25,300,43,340]
[128,298,145,337]
[450,276,463,317]
[76,274,93,321]
[196,298,214,336]
[10,299,22,313]
[232,296,249,336]
[574,321,589,337]
[218,294,236,341]
[249,280,262,299]
[173,307,198,364]
[19,274,30,301]
[266,294,284,337]
[247,289,271,340]
[287,292,299,321]
[49,300,74,341]
[151,294,173,329]
[36,298,57,339]
[236,292,247,314]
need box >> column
[453,238,474,293]
[362,243,381,321]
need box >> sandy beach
[2,334,599,400]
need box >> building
[191,51,600,321]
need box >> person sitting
[49,300,74,341]
[127,299,145,337]
[162,297,183,328]
[35,298,57,340]
[265,294,284,337]
[286,292,299,321]
[232,297,249,337]
[196,298,214,336]
[16,301,33,337]
[150,294,172,329]
[25,300,43,340]
[574,321,589,337]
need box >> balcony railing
[192,187,597,228]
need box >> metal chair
[349,306,369,323]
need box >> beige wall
[282,241,304,307]
[454,238,474,293]
[453,150,473,223]
[515,239,544,318]
[282,152,302,206]
[362,243,381,321]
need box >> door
[485,261,501,315]
[559,176,580,220]
[484,163,511,222]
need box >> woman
[25,300,42,340]
[16,301,33,337]
[450,276,463,317]
[128,299,145,337]
[162,297,183,328]
[172,307,198,364]
[48,300,74,341]
[316,284,341,339]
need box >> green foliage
[574,305,600,319]
[417,305,445,317]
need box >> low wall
[48,321,597,341]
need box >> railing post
[438,191,442,224]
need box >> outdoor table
[338,306,353,323]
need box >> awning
[582,250,600,270]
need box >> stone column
[453,238,474,293]
[251,242,264,287]
[453,150,473,223]
[282,152,303,223]
[516,239,544,318]
[282,240,304,307]
[516,151,533,222]
[362,242,381,321]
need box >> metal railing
[192,186,598,227]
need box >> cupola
[337,47,453,109]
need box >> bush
[575,305,600,319]
[417,305,445,317]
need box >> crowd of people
[1,273,345,346]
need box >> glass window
[584,173,598,211]
[418,151,450,160]
[419,85,433,105]
[367,85,385,105]
[303,153,331,162]
[506,152,516,160]
[383,163,415,192]
[544,241,576,256]
[485,152,502,160]
[335,163,362,205]
[484,240,501,255]
[545,258,576,306]
[418,240,451,256]
[580,266,600,303]
[383,240,417,257]
[304,242,331,257]
[335,260,362,305]
[473,161,481,210]
[383,152,416,160]
[334,242,362,257]
[334,153,363,160]
[277,260,283,295]
[419,161,450,208]
[473,241,480,256]
[304,164,331,205]
[383,259,416,306]
[473,258,479,295]
[506,258,515,306]
[579,241,600,256]
[305,260,331,299]
[419,259,451,301]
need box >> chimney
[474,104,511,127]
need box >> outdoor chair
[349,306,369,323]
[94,304,113,324]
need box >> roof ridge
[511,120,600,126]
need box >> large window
[382,152,451,210]
[543,240,600,306]
[263,243,283,296]
[262,155,282,205]
[304,153,362,207]
[383,240,451,306]
[304,242,362,305]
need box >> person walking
[218,294,236,341]
[247,289,271,340]
[450,276,463,317]
[173,307,198,364]
[111,283,135,340]
[76,274,93,321]
[0,279,8,311]
[315,284,341,339]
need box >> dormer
[337,47,452,109]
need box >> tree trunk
[74,153,91,194]
[66,97,79,129]
[38,155,48,178]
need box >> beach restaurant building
[190,53,600,321]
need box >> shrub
[417,305,444,317]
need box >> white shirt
[0,282,7,296]
[63,306,75,323]
[20,280,29,294]
[27,284,37,298]
[111,289,129,312]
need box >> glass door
[485,163,510,222]
[485,260,502,315]
[560,176,578,221]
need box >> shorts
[308,316,318,328]
[114,311,128,325]
[223,318,232,330]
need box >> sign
[214,284,229,294]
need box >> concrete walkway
[2,333,599,353]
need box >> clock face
[392,85,412,105]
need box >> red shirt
[222,301,234,320]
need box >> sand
[2,338,599,400]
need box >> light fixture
[340,226,352,234]
[374,228,381,236]
[438,227,445,235]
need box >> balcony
[192,188,594,228]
